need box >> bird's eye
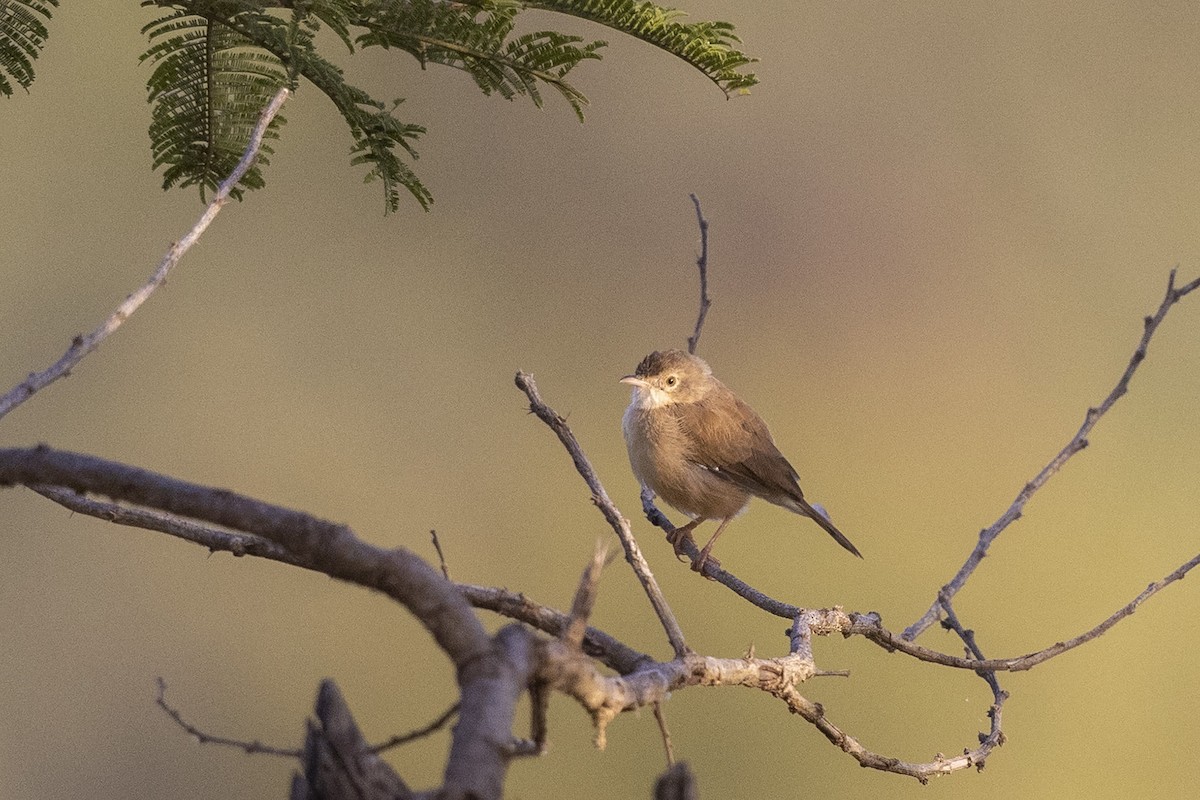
[665,375,677,387]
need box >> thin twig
[156,677,301,757]
[431,529,451,580]
[936,601,1007,763]
[0,87,291,422]
[371,702,461,754]
[514,372,690,658]
[686,194,711,355]
[30,485,310,567]
[903,269,1200,641]
[528,679,550,755]
[652,702,676,767]
[159,676,458,758]
[857,551,1200,670]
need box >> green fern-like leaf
[141,8,289,202]
[523,0,757,94]
[214,6,432,211]
[357,0,604,121]
[138,0,754,212]
[142,2,430,212]
[0,0,57,97]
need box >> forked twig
[903,269,1200,641]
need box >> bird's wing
[673,384,864,558]
[672,383,805,502]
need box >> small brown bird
[621,349,861,571]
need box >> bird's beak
[620,375,649,388]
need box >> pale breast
[624,402,749,521]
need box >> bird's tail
[796,497,863,559]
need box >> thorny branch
[156,677,301,757]
[903,268,1200,642]
[0,446,531,800]
[6,437,1198,782]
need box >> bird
[620,349,861,572]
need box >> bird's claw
[666,528,696,562]
[690,551,720,576]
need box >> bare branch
[514,371,691,658]
[0,87,292,422]
[563,542,608,649]
[860,551,1200,671]
[31,480,658,680]
[447,624,541,790]
[652,702,676,767]
[28,463,1022,783]
[293,680,413,800]
[1,446,491,665]
[0,446,534,800]
[371,703,460,754]
[459,582,651,675]
[904,269,1200,641]
[686,194,711,355]
[638,489,807,618]
[156,678,301,757]
[31,484,310,567]
[770,681,1006,783]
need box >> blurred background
[3,2,1199,798]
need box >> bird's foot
[690,549,720,576]
[666,527,697,562]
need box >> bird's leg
[666,518,702,562]
[693,518,732,574]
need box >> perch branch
[904,269,1200,641]
[0,87,291,422]
[638,489,809,617]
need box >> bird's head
[620,349,714,409]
